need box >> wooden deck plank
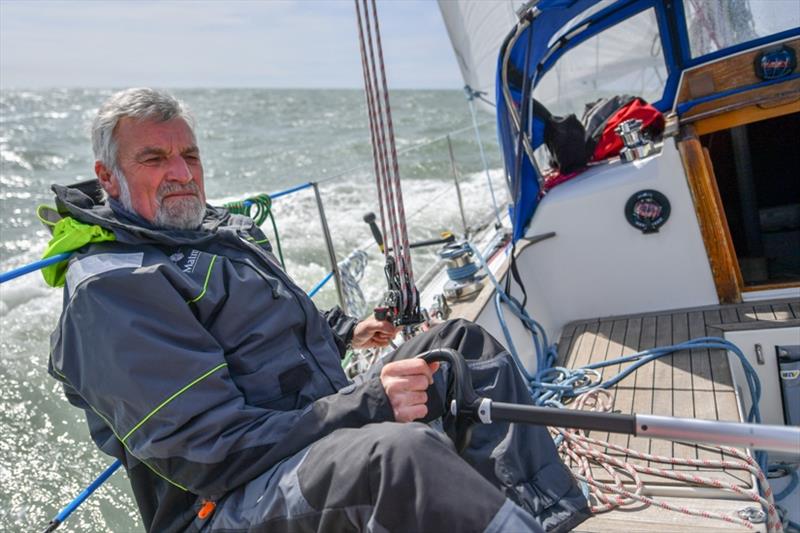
[688,311,714,390]
[736,305,757,322]
[716,391,752,486]
[608,318,640,451]
[705,309,734,391]
[557,333,574,365]
[556,299,787,493]
[651,314,674,460]
[575,496,762,532]
[629,316,657,465]
[592,320,614,380]
[670,312,697,466]
[693,388,723,465]
[771,302,793,320]
[596,320,627,443]
[562,322,587,367]
[671,313,692,390]
[753,304,775,321]
[616,318,642,389]
[720,304,740,325]
[572,320,601,370]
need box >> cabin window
[533,8,667,119]
[546,0,615,49]
[700,112,800,287]
[684,0,800,58]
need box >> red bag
[591,98,665,161]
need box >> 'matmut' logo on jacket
[170,249,201,274]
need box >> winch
[615,118,655,162]
[438,241,484,301]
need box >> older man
[47,88,588,532]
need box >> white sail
[437,0,528,104]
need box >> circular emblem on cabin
[625,190,670,234]
[754,46,796,81]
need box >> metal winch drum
[438,241,484,301]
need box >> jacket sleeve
[322,306,359,357]
[52,266,393,498]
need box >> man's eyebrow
[134,145,200,158]
[135,147,168,159]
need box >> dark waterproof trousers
[198,320,589,533]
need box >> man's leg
[381,319,591,533]
[204,422,543,532]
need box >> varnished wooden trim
[742,281,800,292]
[677,127,742,303]
[677,38,800,104]
[693,96,800,135]
[683,78,800,121]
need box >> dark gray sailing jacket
[48,181,588,533]
[48,182,381,531]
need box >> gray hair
[91,88,195,170]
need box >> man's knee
[363,422,453,468]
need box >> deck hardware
[737,506,766,524]
[615,119,655,162]
[438,241,484,302]
[755,343,764,365]
[430,293,451,320]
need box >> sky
[0,0,465,90]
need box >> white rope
[338,250,369,318]
[555,389,783,532]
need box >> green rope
[224,194,286,269]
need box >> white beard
[113,168,205,230]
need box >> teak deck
[557,298,799,532]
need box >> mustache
[156,181,201,202]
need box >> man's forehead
[115,117,197,152]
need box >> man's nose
[165,155,193,183]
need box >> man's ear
[95,161,119,199]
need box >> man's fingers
[393,403,428,422]
[382,374,430,394]
[391,390,428,406]
[381,358,437,384]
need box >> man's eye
[142,156,162,164]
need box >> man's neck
[107,198,160,230]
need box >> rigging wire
[354,0,421,324]
[464,85,503,228]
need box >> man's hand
[380,359,440,422]
[351,316,399,349]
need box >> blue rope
[446,262,479,281]
[468,241,768,470]
[771,465,799,502]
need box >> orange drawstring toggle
[198,500,216,520]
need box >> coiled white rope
[557,389,783,532]
[338,250,369,318]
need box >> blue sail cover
[496,0,615,242]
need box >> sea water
[0,88,506,531]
